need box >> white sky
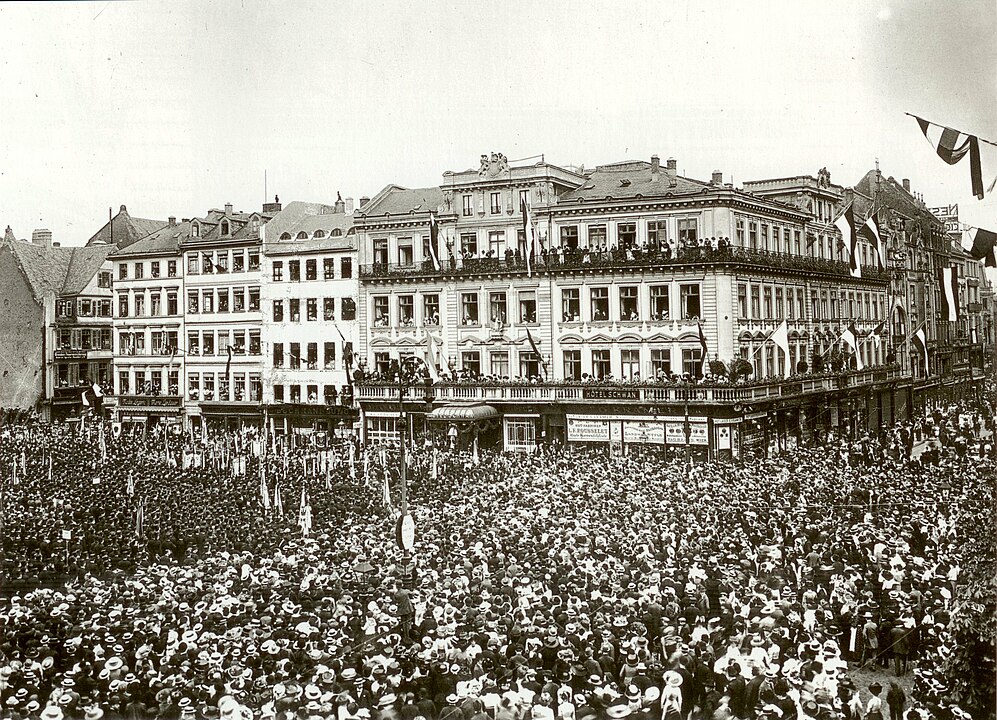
[1,0,995,243]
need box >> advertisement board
[665,422,687,445]
[623,420,665,445]
[566,417,610,442]
[689,422,709,445]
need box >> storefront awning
[427,403,499,422]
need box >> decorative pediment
[588,333,613,343]
[617,332,643,343]
[559,333,584,344]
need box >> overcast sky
[1,0,994,244]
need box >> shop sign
[665,422,687,445]
[689,423,709,445]
[623,420,665,445]
[566,417,610,442]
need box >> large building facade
[353,154,899,455]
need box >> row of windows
[116,291,181,318]
[116,368,182,397]
[57,299,112,318]
[185,372,262,402]
[117,260,180,281]
[272,297,357,323]
[57,328,112,351]
[181,251,260,277]
[271,257,353,281]
[735,284,887,323]
[185,329,261,356]
[182,288,261,315]
[271,341,353,371]
[56,362,109,387]
[277,229,345,240]
[272,383,346,405]
[461,189,532,217]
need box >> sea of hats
[0,398,993,720]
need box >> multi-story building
[179,203,274,432]
[108,217,186,428]
[354,153,895,455]
[260,198,359,439]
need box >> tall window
[150,292,162,317]
[134,294,146,316]
[289,298,300,322]
[560,225,579,249]
[324,297,335,321]
[424,294,440,325]
[373,239,388,265]
[398,238,414,266]
[399,295,414,325]
[489,192,501,214]
[305,259,317,280]
[273,300,284,322]
[751,286,761,319]
[307,343,318,370]
[289,260,301,282]
[562,288,580,321]
[340,257,352,278]
[488,231,505,256]
[651,349,671,377]
[118,263,128,280]
[134,262,144,279]
[621,349,640,379]
[489,292,507,325]
[202,331,214,356]
[216,251,228,273]
[232,287,245,312]
[460,232,477,256]
[590,287,609,321]
[249,330,260,355]
[618,222,637,248]
[775,288,784,320]
[763,287,773,319]
[461,350,480,375]
[518,291,536,323]
[749,224,758,250]
[738,284,748,319]
[306,298,317,321]
[592,349,611,379]
[680,284,701,319]
[273,343,284,368]
[489,351,509,377]
[563,350,581,381]
[462,195,473,217]
[682,348,703,377]
[217,289,229,313]
[647,221,667,248]
[373,296,389,326]
[619,286,639,320]
[248,251,260,271]
[324,342,336,369]
[461,293,479,325]
[678,218,698,244]
[118,294,129,318]
[272,261,283,281]
[736,219,745,247]
[323,258,335,280]
[650,285,670,320]
[167,292,178,316]
[588,225,607,248]
[290,343,301,370]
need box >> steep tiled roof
[86,206,167,249]
[559,161,711,203]
[61,245,114,295]
[358,185,444,217]
[188,208,271,242]
[4,240,74,300]
[110,222,188,258]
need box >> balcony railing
[356,366,903,406]
[360,246,889,282]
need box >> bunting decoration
[834,205,860,278]
[840,323,864,370]
[913,115,985,199]
[525,329,549,377]
[911,326,929,377]
[424,333,441,382]
[869,320,887,350]
[862,211,887,269]
[697,321,709,375]
[939,266,959,322]
[428,212,442,272]
[521,198,536,278]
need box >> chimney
[168,216,176,227]
[32,228,52,247]
[334,192,345,214]
[651,155,660,181]
[359,196,371,209]
[902,178,910,193]
[224,203,233,216]
[345,197,355,214]
[666,157,678,188]
[711,170,723,185]
[262,195,282,214]
[119,205,127,214]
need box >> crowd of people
[0,393,993,720]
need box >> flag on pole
[382,468,393,510]
[273,484,284,518]
[911,326,929,376]
[521,198,535,278]
[424,333,441,382]
[298,485,312,536]
[135,501,144,537]
[961,227,997,267]
[869,320,887,349]
[769,320,792,377]
[260,467,271,512]
[835,205,860,278]
[914,115,985,199]
[840,323,864,370]
[862,211,887,269]
[697,321,709,375]
[526,329,549,377]
[939,266,959,322]
[333,322,353,387]
[428,212,442,272]
[127,471,135,497]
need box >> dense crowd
[0,396,993,720]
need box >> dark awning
[427,403,499,422]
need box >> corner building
[355,154,899,456]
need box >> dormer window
[296,231,308,240]
[330,229,343,237]
[191,222,199,237]
[313,230,326,238]
[280,232,292,241]
[221,220,230,236]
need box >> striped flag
[428,212,442,272]
[382,468,393,510]
[863,211,887,269]
[939,266,959,322]
[298,486,312,536]
[697,321,709,375]
[835,205,860,278]
[768,320,791,377]
[424,333,441,382]
[135,501,144,537]
[869,320,887,349]
[525,329,549,377]
[260,467,271,512]
[914,115,985,199]
[273,484,284,518]
[840,323,864,370]
[911,326,929,376]
[521,198,535,278]
[961,227,997,267]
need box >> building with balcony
[108,218,186,427]
[179,203,273,431]
[259,197,359,439]
[354,154,895,454]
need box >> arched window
[296,231,308,240]
[330,229,343,237]
[313,230,326,238]
[280,232,292,241]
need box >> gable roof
[61,245,115,295]
[559,161,711,203]
[357,185,444,217]
[110,221,188,258]
[4,239,74,301]
[86,205,167,249]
